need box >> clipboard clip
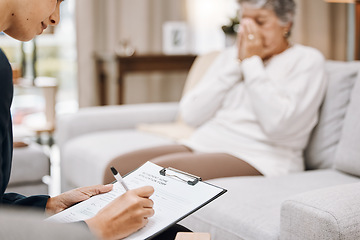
[159,167,202,186]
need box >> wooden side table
[95,54,197,105]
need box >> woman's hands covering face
[237,18,265,61]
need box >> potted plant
[222,15,239,47]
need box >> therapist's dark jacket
[0,49,49,209]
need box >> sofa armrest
[56,102,179,147]
[0,208,96,240]
[280,182,360,240]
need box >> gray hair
[237,0,296,25]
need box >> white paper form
[47,162,226,240]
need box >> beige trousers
[103,144,262,184]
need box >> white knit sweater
[179,44,327,176]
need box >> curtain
[292,0,348,60]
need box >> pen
[110,166,129,191]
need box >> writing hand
[46,184,113,215]
[85,186,155,240]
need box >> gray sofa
[180,60,360,239]
[57,54,360,239]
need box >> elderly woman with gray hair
[105,0,327,183]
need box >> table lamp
[325,0,360,60]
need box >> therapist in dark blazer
[0,0,173,239]
[0,49,51,208]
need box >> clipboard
[46,162,227,240]
[146,166,226,240]
[159,166,201,186]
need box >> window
[186,0,239,53]
[0,0,77,134]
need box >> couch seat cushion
[180,169,359,240]
[5,183,48,196]
[9,143,49,185]
[62,129,174,189]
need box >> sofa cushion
[9,143,50,185]
[180,169,359,240]
[61,129,174,190]
[181,51,220,97]
[334,69,360,177]
[136,52,220,142]
[137,122,194,141]
[305,61,360,170]
[5,183,49,196]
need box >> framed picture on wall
[162,21,190,55]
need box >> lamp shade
[324,0,355,3]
